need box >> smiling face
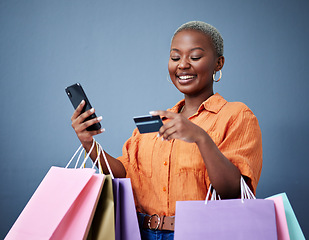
[168,29,224,99]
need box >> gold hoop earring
[213,70,222,82]
[167,74,173,84]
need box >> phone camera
[67,91,72,98]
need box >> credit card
[133,115,163,134]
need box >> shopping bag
[5,142,105,240]
[268,193,305,240]
[5,167,104,240]
[96,142,141,240]
[267,195,290,240]
[113,178,141,240]
[174,177,278,240]
[87,175,116,240]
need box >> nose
[178,58,190,69]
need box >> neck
[182,91,214,116]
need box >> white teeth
[178,75,194,80]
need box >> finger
[75,108,97,125]
[76,115,103,132]
[149,110,178,119]
[88,127,106,136]
[71,100,86,121]
[162,127,177,141]
[159,118,177,140]
[72,108,95,129]
[77,128,105,143]
[76,126,105,143]
[158,119,175,136]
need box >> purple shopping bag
[174,177,278,240]
[96,141,141,240]
[174,199,277,240]
[5,167,104,240]
[113,178,141,240]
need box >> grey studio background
[1,0,308,238]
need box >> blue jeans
[138,213,174,240]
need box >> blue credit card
[133,115,163,134]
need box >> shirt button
[163,186,167,192]
[163,161,167,166]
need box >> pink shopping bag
[268,193,305,240]
[5,166,105,240]
[267,195,290,240]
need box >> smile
[177,75,196,84]
[178,75,195,80]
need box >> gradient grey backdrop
[1,0,308,238]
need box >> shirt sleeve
[117,128,139,178]
[218,108,263,194]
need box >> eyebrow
[170,47,205,52]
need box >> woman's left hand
[151,110,242,199]
[150,110,205,143]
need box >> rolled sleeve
[218,109,263,193]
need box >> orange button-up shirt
[118,93,262,216]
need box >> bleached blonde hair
[173,21,224,57]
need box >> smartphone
[133,115,163,134]
[65,83,101,131]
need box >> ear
[215,56,225,71]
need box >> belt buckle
[148,214,160,230]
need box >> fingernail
[149,111,157,115]
[100,128,105,132]
[157,133,160,138]
[97,116,102,121]
[90,108,94,113]
[80,100,85,104]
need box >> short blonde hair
[173,21,224,57]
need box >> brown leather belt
[139,214,175,231]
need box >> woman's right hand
[71,100,126,178]
[71,100,104,148]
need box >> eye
[171,56,180,61]
[191,56,202,61]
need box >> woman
[71,21,262,240]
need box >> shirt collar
[201,93,227,113]
[168,93,227,115]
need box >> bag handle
[65,138,101,170]
[204,176,255,204]
[65,140,96,169]
[66,138,115,179]
[240,176,255,201]
[95,141,115,179]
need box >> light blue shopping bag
[269,193,305,240]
